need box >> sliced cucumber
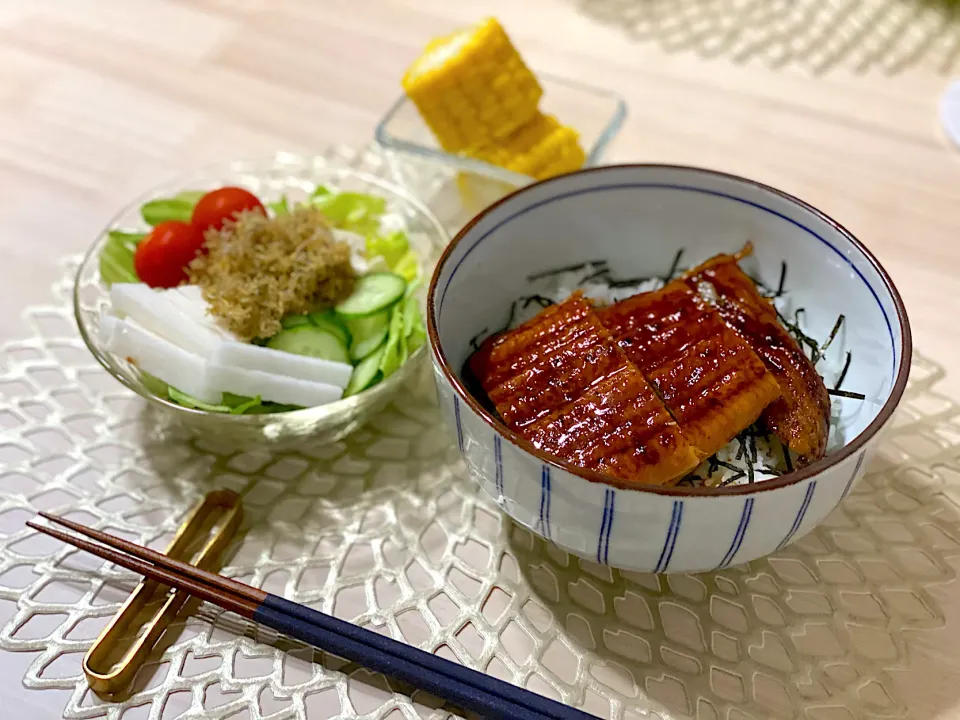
[344,343,386,397]
[308,309,351,346]
[346,311,390,362]
[266,326,349,364]
[281,314,312,329]
[335,272,406,318]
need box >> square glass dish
[375,73,627,231]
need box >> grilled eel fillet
[597,280,781,459]
[469,293,701,485]
[680,252,831,463]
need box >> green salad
[98,185,427,414]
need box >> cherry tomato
[134,221,206,288]
[191,186,265,232]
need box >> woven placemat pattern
[577,0,960,72]
[1,145,960,719]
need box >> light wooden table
[1,1,959,717]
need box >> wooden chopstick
[29,516,600,720]
[37,511,262,605]
[27,521,261,616]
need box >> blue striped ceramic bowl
[426,164,910,573]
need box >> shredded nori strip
[528,261,607,282]
[775,261,787,297]
[522,294,555,310]
[662,249,684,283]
[819,314,845,359]
[747,273,770,295]
[776,307,822,364]
[707,454,721,474]
[782,441,794,473]
[829,388,866,400]
[719,472,747,488]
[491,294,559,339]
[834,351,852,391]
[469,328,489,352]
[579,267,613,285]
[502,301,518,335]
[607,275,658,289]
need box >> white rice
[503,259,848,487]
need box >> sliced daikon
[206,364,342,407]
[109,283,223,355]
[99,313,119,348]
[109,318,222,404]
[174,283,204,304]
[212,341,352,388]
[166,285,236,340]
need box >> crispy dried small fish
[188,206,355,341]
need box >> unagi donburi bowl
[427,164,911,573]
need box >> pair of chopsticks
[29,514,599,720]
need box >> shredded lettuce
[268,195,290,217]
[378,303,406,379]
[402,293,427,352]
[167,387,264,414]
[99,230,146,286]
[366,230,409,268]
[141,372,170,397]
[392,250,419,282]
[140,190,203,226]
[310,186,421,282]
[109,230,149,244]
[311,189,387,236]
[407,323,426,351]
[401,294,420,338]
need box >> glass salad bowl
[74,154,450,448]
[375,73,627,231]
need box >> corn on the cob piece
[402,17,542,152]
[469,113,586,180]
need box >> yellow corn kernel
[468,113,587,180]
[402,18,542,152]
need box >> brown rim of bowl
[426,163,913,497]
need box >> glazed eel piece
[468,293,701,485]
[596,279,781,460]
[679,248,831,464]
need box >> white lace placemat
[576,0,960,73]
[2,145,960,720]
